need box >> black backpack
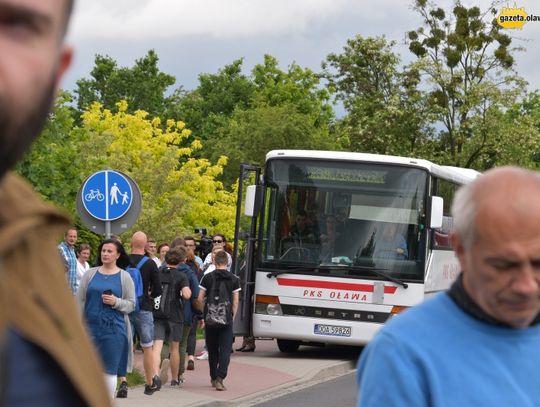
[153,267,182,319]
[205,272,233,327]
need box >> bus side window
[432,178,457,249]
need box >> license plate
[314,324,351,337]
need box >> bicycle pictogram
[84,189,105,202]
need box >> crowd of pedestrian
[59,228,241,400]
[4,3,540,406]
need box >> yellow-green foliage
[79,101,236,242]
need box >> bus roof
[265,150,481,184]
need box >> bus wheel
[277,339,300,353]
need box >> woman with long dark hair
[200,234,232,274]
[77,239,135,400]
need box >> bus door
[232,163,261,337]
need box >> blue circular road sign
[82,170,133,221]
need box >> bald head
[476,166,540,198]
[131,231,147,253]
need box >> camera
[194,228,213,259]
[194,227,207,235]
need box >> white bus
[231,150,480,352]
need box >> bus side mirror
[245,185,262,217]
[430,196,444,229]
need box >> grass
[196,325,205,340]
[118,368,145,388]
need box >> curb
[187,359,356,407]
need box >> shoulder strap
[135,256,149,270]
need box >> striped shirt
[58,241,78,295]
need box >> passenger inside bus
[288,209,318,243]
[319,211,358,263]
[305,203,322,237]
[373,223,408,260]
[319,214,337,262]
[278,209,320,262]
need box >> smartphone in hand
[103,289,112,295]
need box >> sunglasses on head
[213,239,223,244]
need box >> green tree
[18,98,237,243]
[77,101,237,241]
[322,35,433,156]
[216,104,334,184]
[482,90,540,169]
[407,0,524,167]
[252,55,333,124]
[17,92,82,213]
[179,55,335,183]
[175,59,255,141]
[76,50,177,119]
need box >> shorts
[129,310,154,348]
[154,319,183,342]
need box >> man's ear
[54,46,73,91]
[450,232,466,271]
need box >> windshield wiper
[349,266,408,289]
[266,265,320,278]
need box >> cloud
[64,0,540,94]
[70,0,354,41]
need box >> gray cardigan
[77,267,136,372]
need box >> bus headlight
[255,295,283,315]
[266,303,283,315]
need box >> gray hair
[451,180,478,249]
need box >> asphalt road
[253,371,357,407]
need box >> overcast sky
[64,0,540,96]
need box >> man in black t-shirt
[195,250,240,391]
[152,246,191,387]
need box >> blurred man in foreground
[0,0,110,405]
[357,167,540,406]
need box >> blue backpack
[126,256,149,312]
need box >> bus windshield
[259,159,429,282]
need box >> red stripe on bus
[276,278,398,294]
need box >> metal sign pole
[105,221,111,239]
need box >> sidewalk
[114,339,355,407]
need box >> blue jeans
[129,310,154,348]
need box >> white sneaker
[196,350,208,360]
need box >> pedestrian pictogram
[82,170,133,221]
